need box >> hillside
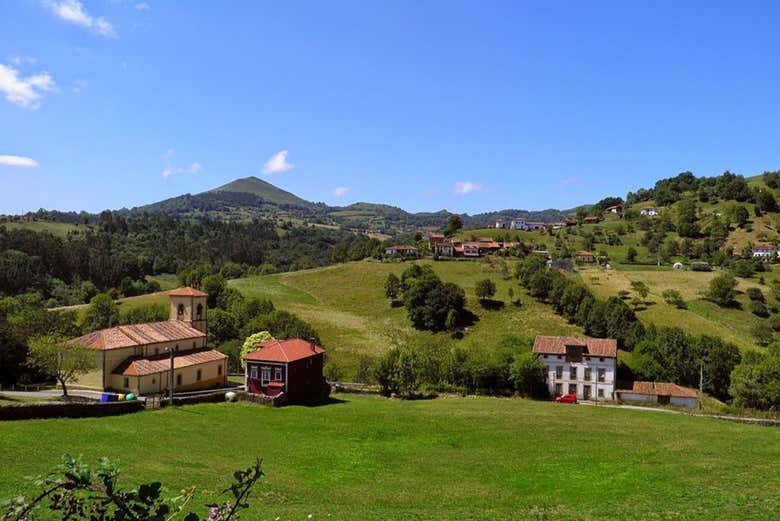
[210,176,314,207]
[1,396,779,520]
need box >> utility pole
[699,362,704,411]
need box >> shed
[616,381,698,408]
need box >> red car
[555,393,578,404]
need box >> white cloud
[9,56,37,66]
[162,149,201,178]
[453,181,483,195]
[262,150,294,174]
[44,0,118,38]
[0,155,39,168]
[332,186,348,198]
[0,63,56,109]
[134,2,150,10]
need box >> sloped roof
[533,336,617,358]
[617,381,697,399]
[72,321,206,351]
[113,349,227,377]
[168,287,208,297]
[244,338,325,363]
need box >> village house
[752,244,776,259]
[640,206,658,216]
[244,338,329,403]
[434,239,455,257]
[574,250,596,264]
[583,216,601,224]
[424,232,445,250]
[385,245,419,258]
[604,204,623,215]
[71,288,228,396]
[533,335,617,400]
[616,382,698,408]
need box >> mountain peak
[209,176,311,207]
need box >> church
[72,287,228,396]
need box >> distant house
[752,244,776,259]
[533,336,617,400]
[385,245,419,258]
[526,221,546,231]
[244,338,329,403]
[70,288,228,395]
[509,217,528,230]
[604,205,623,215]
[495,218,508,229]
[640,206,658,216]
[424,232,445,249]
[461,240,501,257]
[583,216,601,224]
[434,240,455,257]
[575,250,596,264]
[616,382,698,408]
[552,221,575,229]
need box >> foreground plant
[1,454,264,521]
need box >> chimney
[309,338,316,352]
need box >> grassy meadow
[230,260,581,377]
[1,395,779,520]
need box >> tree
[746,287,765,302]
[662,289,686,309]
[509,351,546,397]
[120,303,167,325]
[751,320,773,346]
[730,347,780,410]
[705,272,737,306]
[384,273,401,301]
[241,310,319,344]
[475,278,497,301]
[630,280,650,301]
[81,293,119,332]
[208,308,239,343]
[239,331,274,368]
[27,334,95,397]
[626,246,637,263]
[444,215,463,236]
[675,198,699,238]
[733,205,750,227]
[201,273,226,308]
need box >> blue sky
[3,1,780,215]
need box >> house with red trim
[244,338,329,403]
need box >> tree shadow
[389,300,404,308]
[479,299,505,310]
[298,396,348,408]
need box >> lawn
[230,260,581,378]
[0,220,87,238]
[0,395,778,520]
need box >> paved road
[1,389,146,401]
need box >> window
[178,304,185,316]
[196,303,203,319]
[176,373,182,386]
[152,378,156,384]
[569,366,577,380]
[583,385,591,399]
[598,368,606,382]
[555,366,563,379]
[274,367,282,381]
[554,383,562,396]
[218,365,222,375]
[598,389,604,398]
[155,348,159,355]
[123,377,129,388]
[567,383,577,395]
[196,369,202,382]
[584,368,591,381]
[543,355,548,359]
[557,355,562,360]
[250,366,257,379]
[192,342,196,349]
[599,357,604,362]
[175,345,179,352]
[261,367,271,385]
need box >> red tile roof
[618,381,698,399]
[244,338,325,363]
[168,287,208,297]
[113,349,227,377]
[533,335,617,358]
[72,321,206,351]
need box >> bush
[751,300,770,318]
[705,272,737,306]
[220,262,246,279]
[475,278,497,301]
[120,303,167,325]
[751,320,774,346]
[747,287,765,302]
[662,289,686,309]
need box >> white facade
[617,392,696,408]
[640,207,658,216]
[539,353,616,400]
[509,218,528,230]
[752,247,775,259]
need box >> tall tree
[27,334,95,397]
[81,293,119,332]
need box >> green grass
[230,260,580,377]
[1,395,779,520]
[0,220,86,238]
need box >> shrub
[747,287,765,302]
[662,289,686,309]
[475,278,497,301]
[751,300,770,318]
[705,272,737,306]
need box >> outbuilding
[244,338,329,403]
[616,381,698,408]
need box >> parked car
[555,393,577,404]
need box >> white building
[640,206,658,216]
[752,245,776,259]
[616,382,698,408]
[533,335,617,400]
[509,218,528,230]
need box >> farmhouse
[604,204,623,215]
[385,245,419,258]
[752,244,776,259]
[640,206,658,216]
[533,335,617,400]
[72,288,227,395]
[244,338,329,403]
[583,216,601,224]
[616,382,698,408]
[575,250,596,264]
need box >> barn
[616,381,698,408]
[244,338,330,403]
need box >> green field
[230,260,580,377]
[1,395,779,520]
[0,220,86,237]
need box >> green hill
[210,176,314,208]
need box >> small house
[526,221,546,231]
[385,245,419,258]
[583,216,601,224]
[575,250,596,264]
[616,382,698,408]
[244,338,329,403]
[640,206,658,216]
[533,336,617,400]
[752,244,776,259]
[604,205,623,215]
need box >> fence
[0,383,55,392]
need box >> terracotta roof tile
[618,381,698,399]
[168,287,208,297]
[72,321,206,351]
[113,349,227,377]
[533,335,617,358]
[244,338,325,363]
